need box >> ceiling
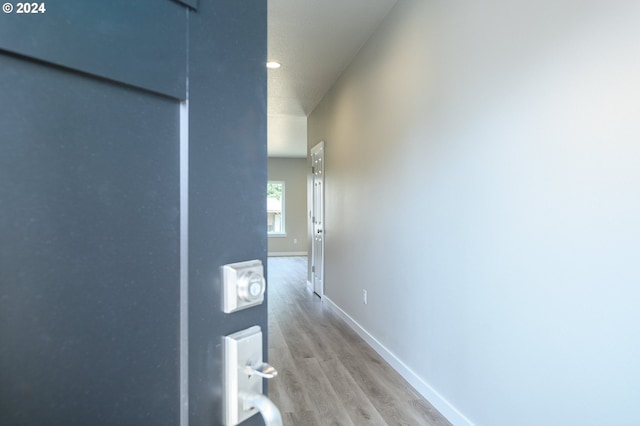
[267,0,398,158]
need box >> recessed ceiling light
[266,61,281,69]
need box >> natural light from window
[267,181,285,235]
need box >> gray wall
[268,157,308,255]
[308,1,640,425]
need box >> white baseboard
[323,296,474,426]
[267,251,308,257]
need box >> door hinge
[312,166,315,174]
[312,266,315,273]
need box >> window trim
[267,180,286,236]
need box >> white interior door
[311,141,325,297]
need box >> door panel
[0,2,268,425]
[0,0,187,99]
[187,2,268,425]
[0,54,180,425]
[311,142,325,297]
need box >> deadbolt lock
[223,260,266,313]
[237,272,266,302]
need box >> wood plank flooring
[267,256,452,426]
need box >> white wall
[308,1,640,425]
[268,114,308,157]
[268,157,308,255]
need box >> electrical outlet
[363,289,367,305]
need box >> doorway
[310,141,325,297]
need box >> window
[267,181,285,235]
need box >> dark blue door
[0,2,267,425]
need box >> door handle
[224,326,283,425]
[244,362,278,379]
[239,392,283,426]
[317,229,322,234]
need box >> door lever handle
[244,362,278,379]
[239,392,283,426]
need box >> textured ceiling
[267,0,398,157]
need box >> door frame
[310,141,325,298]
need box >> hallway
[268,256,452,426]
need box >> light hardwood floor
[268,256,452,426]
